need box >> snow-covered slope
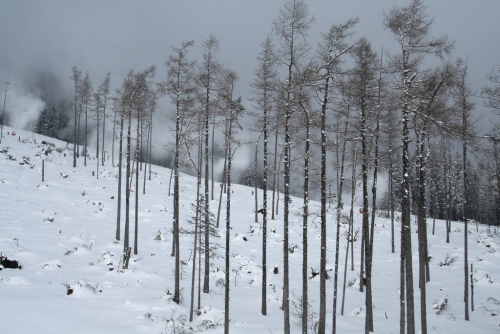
[1,126,499,333]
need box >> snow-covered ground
[1,126,499,333]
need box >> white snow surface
[1,126,499,333]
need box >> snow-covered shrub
[153,230,163,241]
[439,253,457,266]
[432,295,448,314]
[480,297,500,316]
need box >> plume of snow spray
[3,85,46,131]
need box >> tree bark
[116,116,124,241]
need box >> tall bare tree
[350,36,379,334]
[117,66,155,267]
[294,61,317,333]
[80,72,93,167]
[453,58,476,321]
[133,79,157,256]
[198,34,222,294]
[316,18,357,334]
[383,1,453,332]
[272,1,313,332]
[165,39,196,304]
[93,89,103,179]
[70,67,82,168]
[412,63,454,333]
[0,82,9,144]
[219,70,242,334]
[115,102,124,242]
[251,35,278,317]
[100,72,110,166]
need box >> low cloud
[3,84,46,131]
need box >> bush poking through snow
[432,295,448,314]
[64,246,78,255]
[348,277,357,287]
[0,253,22,269]
[481,298,500,316]
[291,294,319,331]
[153,230,163,241]
[163,312,193,334]
[63,280,101,296]
[309,267,319,279]
[488,297,500,305]
[439,253,457,266]
[63,282,74,295]
[82,241,93,250]
[41,140,55,147]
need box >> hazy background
[1,0,499,188]
[1,1,499,108]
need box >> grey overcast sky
[1,0,500,125]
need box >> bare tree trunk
[96,100,100,179]
[189,195,199,322]
[172,75,182,304]
[102,98,106,166]
[77,104,81,158]
[432,190,436,235]
[203,105,210,294]
[143,126,149,195]
[134,114,140,255]
[389,151,395,253]
[116,116,124,241]
[73,98,78,167]
[335,113,349,322]
[71,69,80,168]
[211,116,215,201]
[302,113,310,334]
[457,60,472,321]
[319,70,329,334]
[360,96,373,333]
[283,97,291,334]
[123,113,132,266]
[276,149,283,217]
[444,148,450,244]
[254,134,262,223]
[272,114,279,220]
[216,146,227,229]
[402,109,415,334]
[197,120,204,311]
[416,129,428,334]
[365,99,381,334]
[112,107,117,166]
[84,102,88,166]
[463,113,470,323]
[149,113,153,181]
[350,148,357,273]
[400,232,406,334]
[224,117,234,334]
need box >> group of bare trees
[69,67,112,171]
[69,64,158,271]
[113,66,157,267]
[56,0,500,333]
[248,1,499,333]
